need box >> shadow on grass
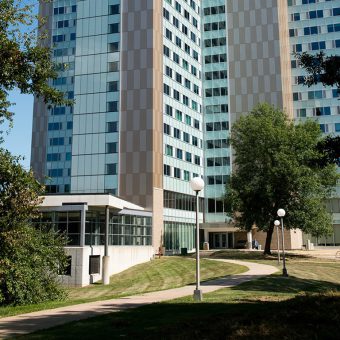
[207,250,312,261]
[231,274,340,295]
[15,293,340,340]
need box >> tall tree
[0,0,71,139]
[0,149,68,305]
[0,1,70,305]
[224,103,339,254]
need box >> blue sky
[3,91,34,169]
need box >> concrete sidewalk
[0,259,277,339]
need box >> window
[176,148,183,159]
[109,23,120,34]
[319,124,329,133]
[164,123,171,135]
[107,121,118,133]
[164,84,171,96]
[163,8,170,20]
[174,90,180,101]
[165,104,173,116]
[50,137,64,146]
[173,52,180,64]
[107,81,118,92]
[184,170,190,181]
[333,8,340,16]
[174,128,181,139]
[109,42,119,52]
[106,164,117,175]
[175,1,181,13]
[165,145,173,156]
[191,100,198,111]
[192,136,198,146]
[309,10,323,19]
[48,169,63,178]
[183,95,189,106]
[109,4,120,15]
[174,167,181,179]
[164,45,170,57]
[176,109,182,121]
[166,28,172,41]
[48,122,62,130]
[165,66,172,78]
[106,142,117,154]
[183,132,190,143]
[185,115,191,125]
[107,101,118,112]
[108,61,119,72]
[47,153,61,162]
[194,155,200,165]
[164,164,171,176]
[186,152,192,162]
[182,59,188,70]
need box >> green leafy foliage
[0,148,67,305]
[224,103,339,253]
[294,51,340,90]
[0,0,72,139]
[315,135,340,167]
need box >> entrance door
[213,233,221,248]
[210,232,230,249]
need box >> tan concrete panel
[277,0,294,119]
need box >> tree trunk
[264,224,274,255]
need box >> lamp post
[274,220,281,265]
[190,176,205,301]
[277,209,288,277]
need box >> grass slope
[0,257,246,318]
[22,252,340,340]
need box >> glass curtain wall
[202,0,231,222]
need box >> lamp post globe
[277,209,286,217]
[274,220,280,226]
[190,177,205,192]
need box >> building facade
[31,0,340,263]
[288,0,340,246]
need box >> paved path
[0,259,277,339]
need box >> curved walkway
[0,259,277,339]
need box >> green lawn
[21,251,340,340]
[0,257,246,318]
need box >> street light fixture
[190,176,205,301]
[277,209,288,277]
[274,220,281,265]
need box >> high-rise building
[288,0,340,245]
[31,0,340,269]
